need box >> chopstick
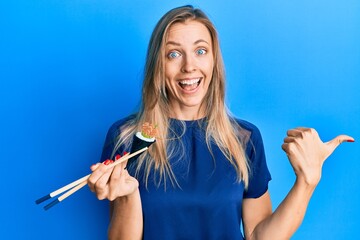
[44,181,88,210]
[36,146,149,210]
[35,174,90,205]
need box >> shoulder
[234,118,260,133]
[106,114,137,138]
[232,118,263,143]
[109,114,136,130]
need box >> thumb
[325,134,355,153]
[121,159,129,169]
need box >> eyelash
[196,48,207,55]
[167,48,207,59]
[168,51,180,59]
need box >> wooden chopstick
[36,147,148,210]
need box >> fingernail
[91,164,96,168]
[123,151,128,156]
[347,139,355,142]
[103,159,113,165]
[115,154,121,160]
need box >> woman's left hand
[282,127,354,186]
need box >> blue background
[1,0,359,239]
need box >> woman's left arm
[243,127,354,240]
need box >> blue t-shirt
[100,117,271,240]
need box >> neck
[168,104,205,121]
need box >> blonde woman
[88,5,354,240]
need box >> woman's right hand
[87,160,139,201]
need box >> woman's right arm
[88,160,143,240]
[108,188,143,240]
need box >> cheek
[203,60,214,88]
[165,60,180,77]
[164,69,177,94]
[200,57,214,75]
[164,77,172,92]
[204,63,214,81]
[164,62,170,76]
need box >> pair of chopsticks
[35,147,149,210]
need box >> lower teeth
[180,82,199,90]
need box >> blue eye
[168,51,180,59]
[196,48,207,55]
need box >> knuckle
[111,173,121,182]
[303,128,314,135]
[95,181,106,190]
[87,183,95,192]
[123,169,130,176]
[287,143,296,154]
[293,137,301,144]
[87,178,96,186]
[133,180,139,188]
[96,189,108,200]
[299,131,306,139]
[97,194,105,200]
[108,193,117,201]
[97,167,107,175]
[309,128,316,135]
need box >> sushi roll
[127,122,157,167]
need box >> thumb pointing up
[282,128,355,186]
[325,135,355,159]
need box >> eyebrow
[166,39,210,46]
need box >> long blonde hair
[112,5,250,188]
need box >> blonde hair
[112,5,250,188]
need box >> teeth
[179,78,200,85]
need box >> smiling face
[164,20,214,120]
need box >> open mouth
[178,78,202,91]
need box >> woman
[88,5,354,240]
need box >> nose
[181,54,196,73]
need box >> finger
[108,164,125,200]
[121,159,128,169]
[108,162,133,200]
[287,129,302,137]
[288,127,318,137]
[109,167,137,200]
[90,163,101,171]
[88,161,113,192]
[294,127,311,131]
[281,142,300,157]
[110,163,124,181]
[94,167,115,200]
[283,136,296,143]
[325,135,355,152]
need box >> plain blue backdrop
[1,0,359,239]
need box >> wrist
[295,176,318,191]
[294,167,321,187]
[115,187,140,203]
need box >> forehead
[166,20,212,44]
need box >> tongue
[180,83,198,91]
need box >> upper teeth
[179,78,200,85]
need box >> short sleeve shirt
[100,117,271,240]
